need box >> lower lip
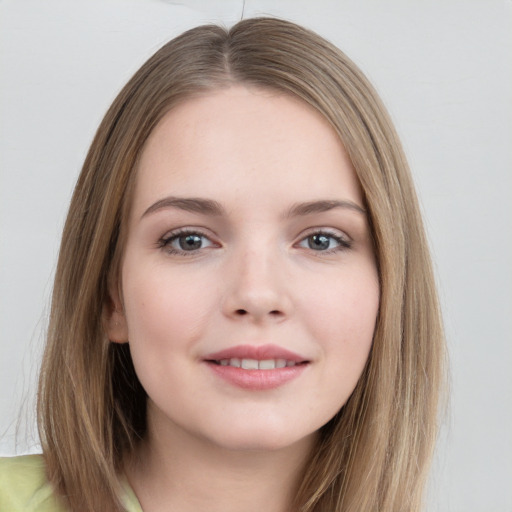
[206,362,308,390]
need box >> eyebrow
[141,196,225,219]
[285,199,366,217]
[141,196,366,219]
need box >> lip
[203,344,309,391]
[204,344,307,362]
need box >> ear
[104,284,129,344]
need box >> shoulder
[0,454,67,511]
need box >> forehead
[132,85,362,216]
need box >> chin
[202,423,319,454]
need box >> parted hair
[37,17,446,512]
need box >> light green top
[0,454,143,511]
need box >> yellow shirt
[0,454,142,511]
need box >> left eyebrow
[285,199,366,218]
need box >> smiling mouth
[208,358,308,370]
[204,345,310,389]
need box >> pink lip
[204,344,307,362]
[203,344,309,391]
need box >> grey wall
[1,1,511,510]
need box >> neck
[126,407,317,512]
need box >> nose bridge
[223,235,291,321]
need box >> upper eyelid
[161,226,218,240]
[296,226,351,242]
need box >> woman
[0,17,445,512]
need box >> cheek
[121,263,218,352]
[300,266,379,382]
[304,263,378,335]
[120,264,221,413]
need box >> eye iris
[179,234,202,250]
[308,234,331,250]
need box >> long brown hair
[38,17,446,511]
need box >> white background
[1,1,511,511]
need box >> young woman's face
[109,86,379,453]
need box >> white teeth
[259,359,276,370]
[241,358,259,370]
[216,358,299,369]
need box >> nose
[222,245,293,323]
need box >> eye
[159,230,217,255]
[297,231,351,252]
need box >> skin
[107,85,379,512]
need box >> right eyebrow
[141,196,225,219]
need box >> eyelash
[158,228,352,256]
[158,228,217,256]
[298,230,352,254]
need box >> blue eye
[160,231,215,254]
[175,233,204,251]
[298,232,351,252]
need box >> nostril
[234,309,283,317]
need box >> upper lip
[204,344,308,363]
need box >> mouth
[203,344,310,390]
[203,344,309,368]
[208,358,308,370]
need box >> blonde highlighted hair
[38,17,446,512]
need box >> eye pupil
[179,234,202,250]
[308,234,330,250]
